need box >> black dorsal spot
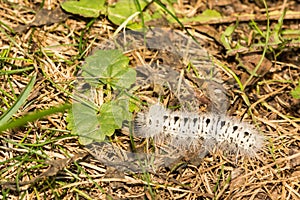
[233,126,238,132]
[174,116,180,123]
[184,117,189,126]
[244,131,250,137]
[220,121,225,128]
[205,118,211,126]
[163,115,168,122]
[193,118,198,126]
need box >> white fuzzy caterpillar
[134,104,264,157]
[85,105,264,173]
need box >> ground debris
[14,6,70,33]
[0,152,88,191]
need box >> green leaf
[98,99,132,136]
[0,74,36,127]
[67,98,132,145]
[201,9,222,18]
[61,0,105,18]
[291,82,300,99]
[220,24,237,50]
[68,49,136,145]
[68,102,105,145]
[108,0,150,29]
[82,49,136,90]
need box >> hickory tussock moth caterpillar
[134,104,264,157]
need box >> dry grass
[0,0,300,199]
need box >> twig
[187,11,300,25]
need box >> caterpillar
[85,105,264,173]
[134,103,264,157]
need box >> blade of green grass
[212,57,244,91]
[134,0,145,29]
[0,20,15,34]
[72,188,93,200]
[0,103,71,132]
[0,137,49,158]
[0,74,36,126]
[0,27,29,58]
[153,0,200,45]
[78,18,96,57]
[0,87,15,107]
[0,67,34,75]
[0,57,33,61]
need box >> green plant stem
[243,0,270,90]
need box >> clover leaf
[82,49,136,90]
